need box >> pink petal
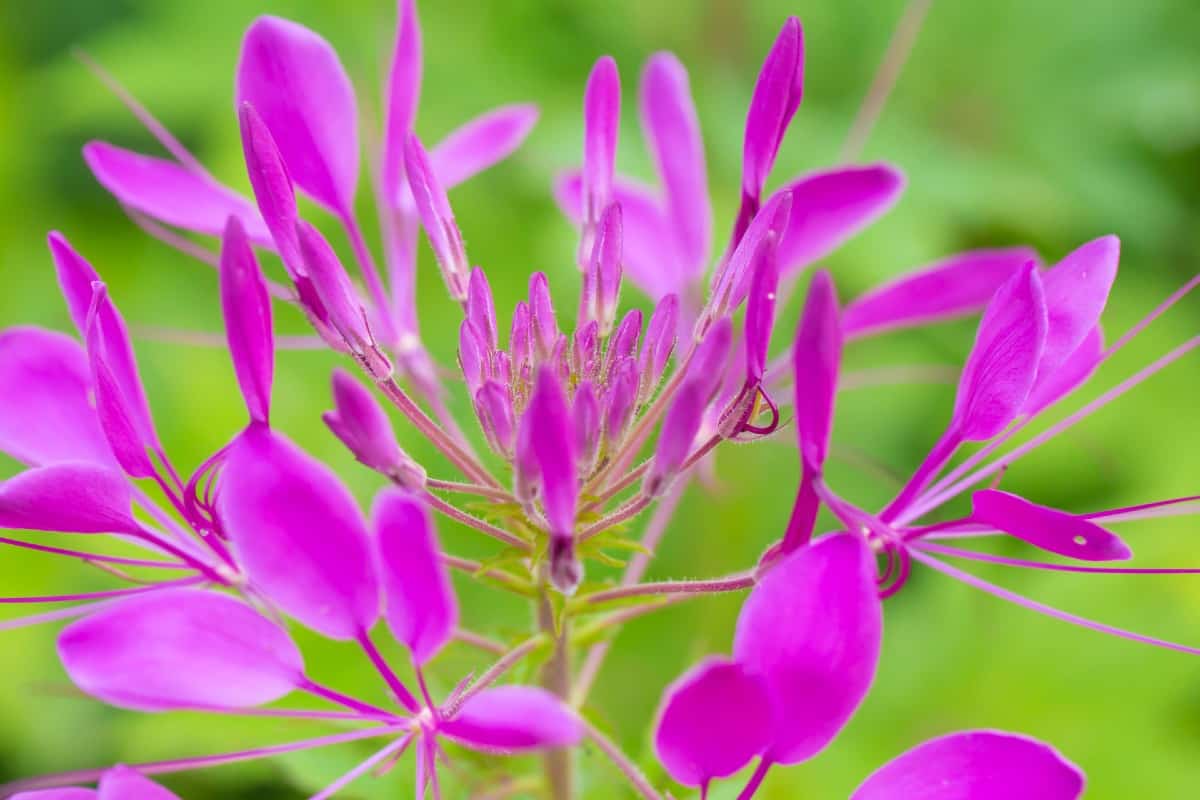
[238,103,303,277]
[842,247,1038,339]
[851,730,1085,800]
[952,262,1047,442]
[972,489,1132,562]
[743,231,781,383]
[714,191,792,311]
[639,52,710,275]
[581,56,621,228]
[236,16,359,214]
[83,142,269,243]
[51,236,159,452]
[98,766,181,800]
[733,533,882,765]
[554,172,682,300]
[373,488,457,664]
[382,0,422,207]
[431,104,539,190]
[58,588,304,711]
[654,656,773,787]
[11,790,95,800]
[85,290,157,479]
[742,17,804,199]
[792,270,841,474]
[0,462,139,535]
[441,686,583,754]
[774,164,904,276]
[1023,326,1103,416]
[0,327,113,466]
[521,368,578,539]
[219,217,274,425]
[1035,235,1119,384]
[218,426,380,640]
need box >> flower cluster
[1,1,1198,798]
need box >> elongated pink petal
[238,103,303,277]
[743,17,804,200]
[581,57,620,232]
[792,270,841,473]
[842,247,1037,338]
[431,104,539,190]
[522,368,578,539]
[733,533,881,765]
[218,426,380,640]
[582,203,624,335]
[713,191,792,312]
[1023,326,1103,416]
[554,172,681,299]
[442,686,583,753]
[0,462,138,534]
[85,294,157,480]
[639,52,709,275]
[972,490,1131,562]
[58,588,304,711]
[382,0,422,207]
[236,16,359,214]
[774,164,904,276]
[405,133,470,300]
[373,488,457,664]
[83,142,269,243]
[0,327,113,466]
[952,263,1047,441]
[744,232,781,383]
[12,791,95,799]
[98,766,181,800]
[219,217,274,425]
[654,656,772,788]
[1035,235,1119,383]
[52,237,159,452]
[851,730,1085,800]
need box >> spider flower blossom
[770,235,1200,657]
[81,0,538,405]
[653,536,1085,798]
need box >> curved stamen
[917,542,1200,575]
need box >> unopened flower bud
[405,133,469,300]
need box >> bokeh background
[2,0,1200,797]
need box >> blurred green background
[2,0,1200,797]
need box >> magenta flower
[775,235,1200,656]
[654,535,1084,798]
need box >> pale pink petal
[442,686,583,754]
[382,0,422,207]
[0,462,139,535]
[842,247,1037,339]
[733,533,881,765]
[218,426,380,640]
[219,217,274,425]
[83,142,269,243]
[373,488,457,664]
[1023,326,1103,416]
[431,104,539,190]
[952,263,1047,441]
[774,164,904,276]
[972,490,1132,562]
[58,588,304,711]
[654,656,772,787]
[236,16,359,214]
[98,766,182,800]
[0,327,113,466]
[639,52,709,275]
[851,730,1085,800]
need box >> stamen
[911,549,1200,656]
[0,576,202,604]
[311,734,414,800]
[0,535,188,569]
[917,542,1200,575]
